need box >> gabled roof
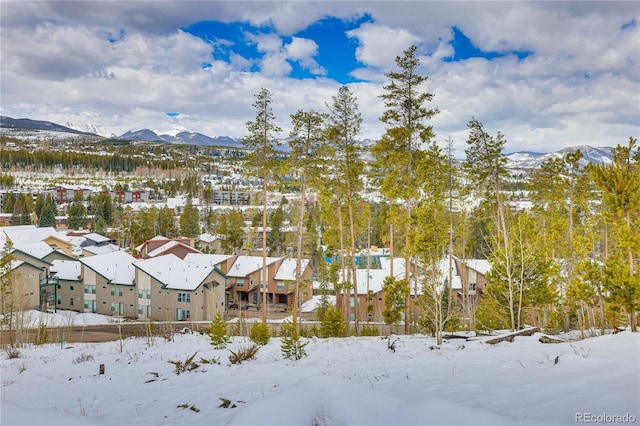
[274,258,310,281]
[50,259,82,281]
[134,254,226,291]
[9,259,44,273]
[12,241,55,260]
[2,225,71,245]
[227,255,282,278]
[146,240,199,258]
[183,253,235,269]
[80,251,136,285]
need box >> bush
[360,325,380,336]
[320,306,346,338]
[5,347,21,359]
[228,344,260,365]
[208,313,230,349]
[249,321,271,346]
[72,353,94,364]
[35,322,48,345]
[168,351,200,375]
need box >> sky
[1,1,639,154]
[1,310,639,425]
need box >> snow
[134,254,220,291]
[273,258,309,281]
[1,311,638,426]
[79,251,136,285]
[227,255,282,278]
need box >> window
[277,281,285,290]
[177,309,191,321]
[70,298,74,306]
[468,283,476,291]
[138,289,151,299]
[110,286,115,296]
[70,285,74,291]
[84,285,96,294]
[111,302,117,312]
[178,293,191,303]
[236,279,244,287]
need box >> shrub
[320,306,346,338]
[208,313,230,349]
[360,325,380,336]
[228,344,260,365]
[35,322,48,345]
[5,347,20,359]
[72,353,94,364]
[168,352,200,374]
[249,321,271,346]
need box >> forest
[1,45,638,337]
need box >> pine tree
[243,88,281,321]
[289,108,328,336]
[179,200,200,238]
[372,45,438,334]
[327,86,363,334]
[38,201,57,228]
[208,312,230,349]
[319,305,347,338]
[590,137,640,331]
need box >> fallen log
[538,335,563,344]
[485,327,540,345]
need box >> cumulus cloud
[0,1,637,153]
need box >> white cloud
[0,1,637,154]
[347,23,420,71]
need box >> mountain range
[0,115,614,168]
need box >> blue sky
[1,1,638,154]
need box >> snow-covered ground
[1,312,638,426]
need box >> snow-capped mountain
[505,145,613,169]
[0,116,99,136]
[65,122,107,137]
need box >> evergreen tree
[289,108,328,335]
[243,87,281,320]
[67,200,87,231]
[319,305,347,338]
[372,45,438,334]
[590,137,640,331]
[38,201,57,228]
[208,312,230,349]
[34,193,45,221]
[382,276,409,333]
[179,200,200,238]
[327,85,363,334]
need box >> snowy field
[1,312,638,426]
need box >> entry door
[253,292,257,304]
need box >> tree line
[2,45,637,338]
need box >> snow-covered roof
[439,257,463,290]
[12,241,55,260]
[83,233,111,244]
[183,253,235,269]
[50,259,82,281]
[379,257,408,279]
[198,233,220,244]
[461,259,492,276]
[9,259,42,272]
[227,255,282,277]
[274,258,310,281]
[80,251,136,285]
[301,295,336,312]
[83,244,121,256]
[134,254,224,291]
[2,225,70,245]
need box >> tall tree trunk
[261,173,268,321]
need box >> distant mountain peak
[506,145,613,168]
